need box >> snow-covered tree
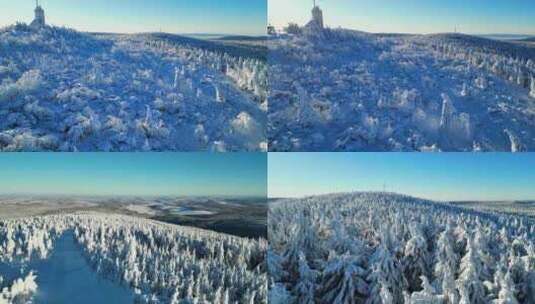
[434,223,459,303]
[406,275,445,303]
[494,271,519,304]
[318,252,369,304]
[367,244,405,304]
[269,283,294,304]
[0,213,267,303]
[0,272,38,303]
[269,192,535,303]
[403,223,431,292]
[456,234,487,304]
[293,252,317,304]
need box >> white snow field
[0,213,267,304]
[0,23,267,151]
[268,192,535,304]
[268,28,535,151]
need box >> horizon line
[269,23,535,37]
[0,192,267,199]
[0,21,267,37]
[267,191,535,203]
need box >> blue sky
[0,0,266,35]
[269,153,535,201]
[270,0,535,35]
[0,153,267,197]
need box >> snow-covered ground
[0,213,267,303]
[0,24,267,151]
[269,192,535,303]
[268,28,535,151]
[171,207,216,216]
[124,204,158,216]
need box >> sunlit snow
[0,24,267,152]
[268,29,535,151]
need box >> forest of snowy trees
[424,34,535,93]
[0,23,267,152]
[269,192,535,304]
[0,271,37,304]
[0,213,267,303]
[268,28,535,152]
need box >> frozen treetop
[269,191,535,303]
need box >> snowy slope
[0,213,267,303]
[268,29,535,151]
[269,192,535,303]
[0,24,267,151]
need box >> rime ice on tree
[269,192,535,303]
[30,0,46,29]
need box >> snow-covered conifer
[318,252,369,304]
[269,192,535,304]
[403,223,430,292]
[293,252,316,304]
[456,235,487,304]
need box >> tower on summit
[306,0,324,30]
[30,0,46,29]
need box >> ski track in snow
[0,24,267,152]
[268,29,535,152]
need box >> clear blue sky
[269,153,535,201]
[0,0,266,35]
[270,0,535,35]
[0,153,266,197]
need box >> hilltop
[269,191,535,303]
[0,24,267,151]
[268,28,535,151]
